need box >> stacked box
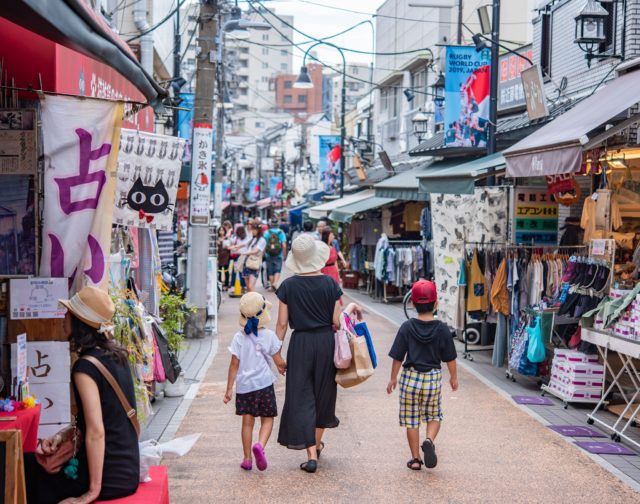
[547,348,604,401]
[610,298,640,342]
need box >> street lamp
[431,73,445,107]
[412,109,431,144]
[294,41,348,198]
[574,0,616,67]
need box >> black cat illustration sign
[113,129,185,230]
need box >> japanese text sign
[497,46,533,111]
[11,341,71,384]
[40,96,123,294]
[190,124,213,225]
[513,188,559,245]
[521,65,548,120]
[30,383,71,425]
[10,278,69,320]
[16,333,27,382]
[113,129,185,231]
[0,109,37,174]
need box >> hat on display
[285,234,330,274]
[59,286,116,334]
[411,279,438,304]
[239,292,272,336]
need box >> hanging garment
[490,258,510,316]
[492,313,508,367]
[467,249,488,312]
[580,197,598,244]
[403,202,423,232]
[420,206,432,241]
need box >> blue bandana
[243,301,266,337]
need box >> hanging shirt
[467,249,488,312]
[490,258,510,316]
[580,197,598,244]
[420,207,433,241]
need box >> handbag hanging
[245,254,262,271]
[353,321,377,369]
[336,331,374,388]
[334,315,353,369]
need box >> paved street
[165,285,639,503]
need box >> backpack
[266,230,282,256]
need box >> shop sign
[113,129,186,231]
[40,96,123,293]
[9,278,68,320]
[497,46,533,112]
[189,124,213,226]
[0,109,36,174]
[11,341,70,385]
[444,46,491,148]
[318,135,341,195]
[16,333,27,383]
[521,65,548,120]
[513,188,559,245]
[545,174,574,194]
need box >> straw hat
[285,234,330,274]
[239,292,272,330]
[59,286,115,333]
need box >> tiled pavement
[344,288,640,491]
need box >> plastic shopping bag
[526,317,546,363]
[334,317,352,369]
[139,433,201,483]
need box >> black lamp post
[412,109,430,144]
[431,74,445,107]
[295,41,347,198]
[574,0,612,67]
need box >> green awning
[328,196,397,223]
[417,153,506,195]
[374,160,459,200]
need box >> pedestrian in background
[228,225,250,293]
[275,234,362,473]
[313,220,326,240]
[241,223,267,292]
[387,280,458,471]
[224,292,286,472]
[264,218,287,291]
[217,226,231,291]
[320,229,341,285]
[222,219,233,238]
[302,220,314,236]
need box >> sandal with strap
[300,460,317,473]
[317,441,325,459]
[406,458,423,471]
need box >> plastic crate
[341,270,360,289]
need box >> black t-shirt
[276,275,342,331]
[73,348,140,499]
[388,319,457,372]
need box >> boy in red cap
[387,279,458,471]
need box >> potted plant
[160,293,195,397]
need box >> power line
[126,0,189,42]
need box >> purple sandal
[252,443,268,471]
[240,459,252,471]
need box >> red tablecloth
[97,466,169,504]
[0,404,41,452]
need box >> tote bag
[334,316,352,369]
[526,316,546,363]
[354,321,377,369]
[335,333,374,388]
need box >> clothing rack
[382,240,427,303]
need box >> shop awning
[418,153,506,195]
[0,0,167,106]
[504,69,640,177]
[257,197,272,209]
[328,196,397,223]
[288,202,309,216]
[306,190,374,219]
[374,160,458,200]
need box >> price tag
[591,239,606,256]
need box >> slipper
[252,443,268,471]
[317,441,325,459]
[422,439,438,468]
[240,459,252,471]
[406,458,423,471]
[300,460,317,473]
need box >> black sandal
[317,441,325,459]
[300,460,317,473]
[406,458,423,471]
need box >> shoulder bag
[36,356,141,475]
[334,314,352,369]
[245,237,263,271]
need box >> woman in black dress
[275,234,361,473]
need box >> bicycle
[403,290,417,320]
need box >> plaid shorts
[399,367,443,428]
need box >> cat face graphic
[126,177,170,214]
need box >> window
[262,34,269,41]
[284,95,292,103]
[284,80,293,89]
[281,49,287,56]
[298,95,307,103]
[351,66,359,75]
[381,87,400,117]
[540,12,552,77]
[188,29,195,36]
[411,67,428,94]
[280,63,288,71]
[262,47,269,56]
[281,21,288,28]
[187,58,195,66]
[262,62,269,69]
[255,121,264,128]
[261,76,269,83]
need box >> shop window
[540,12,552,78]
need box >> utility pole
[214,39,224,222]
[173,5,181,136]
[486,0,500,185]
[457,0,463,45]
[185,0,218,338]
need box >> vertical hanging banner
[190,124,213,226]
[113,129,185,231]
[40,96,123,293]
[269,176,283,200]
[443,46,491,148]
[247,180,260,203]
[318,135,340,195]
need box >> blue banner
[269,176,283,199]
[443,46,491,148]
[177,93,194,140]
[247,180,260,203]
[318,135,341,195]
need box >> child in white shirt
[224,292,286,471]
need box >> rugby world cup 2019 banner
[318,135,340,195]
[443,46,491,148]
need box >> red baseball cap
[411,280,437,304]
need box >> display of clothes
[373,239,431,287]
[348,218,382,246]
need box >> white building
[327,63,372,124]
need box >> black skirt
[236,384,278,417]
[277,328,339,450]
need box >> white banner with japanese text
[113,129,185,230]
[190,124,212,225]
[40,96,123,293]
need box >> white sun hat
[285,234,330,274]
